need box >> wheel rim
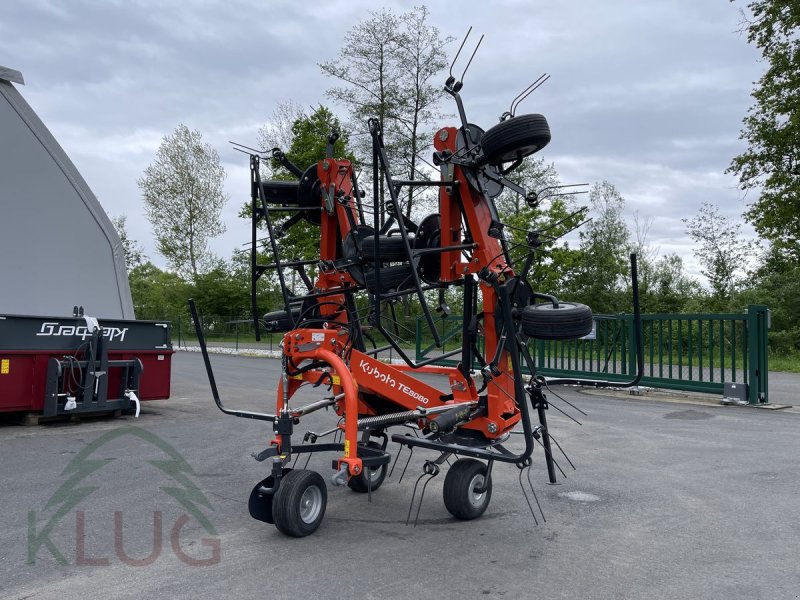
[299,485,323,524]
[468,474,487,507]
[366,464,383,483]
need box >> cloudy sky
[2,0,763,281]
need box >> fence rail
[415,305,770,405]
[157,305,770,405]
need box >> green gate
[415,305,770,405]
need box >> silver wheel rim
[468,474,487,507]
[299,485,323,523]
[366,465,383,483]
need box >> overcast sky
[1,0,763,281]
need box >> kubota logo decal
[36,321,129,342]
[358,360,429,404]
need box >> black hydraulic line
[188,299,276,423]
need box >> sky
[1,0,764,282]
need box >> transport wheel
[363,264,414,293]
[262,308,300,332]
[521,301,593,340]
[272,470,327,537]
[248,468,292,524]
[348,442,388,493]
[360,234,410,263]
[479,114,551,165]
[443,458,492,520]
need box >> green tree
[728,1,800,259]
[495,158,586,297]
[683,202,756,309]
[570,181,631,313]
[139,124,228,279]
[110,214,146,271]
[252,105,356,269]
[128,262,191,319]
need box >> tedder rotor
[190,38,644,537]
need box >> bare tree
[320,6,451,223]
[683,202,757,307]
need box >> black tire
[443,458,492,520]
[479,114,551,165]
[521,301,593,340]
[363,264,414,293]
[360,235,410,263]
[262,308,300,332]
[347,441,388,493]
[272,470,327,537]
[248,468,292,524]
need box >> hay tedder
[190,38,643,537]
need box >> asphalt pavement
[1,351,798,600]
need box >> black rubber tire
[414,213,442,284]
[521,301,593,340]
[480,114,551,165]
[248,468,292,524]
[347,441,388,493]
[443,458,492,520]
[272,470,327,537]
[261,308,300,332]
[363,264,414,293]
[360,235,410,263]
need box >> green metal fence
[415,305,770,405]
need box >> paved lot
[1,352,798,600]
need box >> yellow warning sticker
[331,374,341,386]
[344,439,351,457]
[290,374,304,381]
[0,359,8,375]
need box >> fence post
[745,305,770,405]
[627,314,637,379]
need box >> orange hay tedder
[190,34,643,537]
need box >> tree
[570,181,631,313]
[495,158,586,297]
[728,1,800,259]
[320,6,451,222]
[250,105,356,269]
[110,214,146,271]
[683,202,757,309]
[128,262,191,319]
[139,124,228,279]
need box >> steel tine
[548,432,576,471]
[449,26,473,79]
[406,472,428,526]
[518,465,539,525]
[398,447,414,484]
[413,472,437,528]
[534,436,567,478]
[527,464,546,522]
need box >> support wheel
[521,301,593,340]
[443,458,492,520]
[348,442,388,493]
[272,470,327,537]
[479,114,551,165]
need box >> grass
[767,351,800,373]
